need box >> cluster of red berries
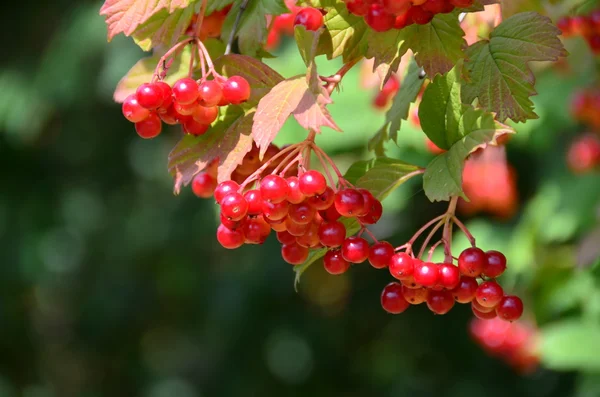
[343,0,474,32]
[557,10,600,54]
[571,88,600,130]
[381,246,524,321]
[470,317,539,374]
[267,4,325,50]
[567,133,600,174]
[372,75,400,109]
[121,75,251,139]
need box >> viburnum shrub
[100,0,569,326]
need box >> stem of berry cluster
[452,215,476,247]
[239,144,302,190]
[193,0,209,38]
[442,196,458,263]
[195,38,219,79]
[360,227,379,243]
[310,144,350,188]
[400,214,445,255]
[323,58,361,95]
[225,0,250,55]
[153,38,194,81]
[418,219,445,259]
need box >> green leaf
[132,5,196,50]
[206,0,233,14]
[221,0,288,57]
[462,12,568,122]
[317,0,369,63]
[294,25,321,67]
[541,321,600,372]
[366,29,409,88]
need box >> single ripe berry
[214,181,240,204]
[368,241,394,269]
[483,250,507,278]
[244,189,263,215]
[365,4,395,32]
[389,252,414,280]
[401,285,428,305]
[382,0,411,15]
[401,275,421,289]
[296,223,320,248]
[475,281,504,308]
[438,263,460,290]
[220,192,249,221]
[358,197,383,224]
[294,7,324,31]
[408,5,433,25]
[262,200,289,221]
[286,217,310,237]
[320,205,341,222]
[260,175,289,203]
[334,189,365,217]
[276,230,296,245]
[198,80,223,107]
[299,170,327,197]
[183,119,210,135]
[243,216,270,244]
[346,0,370,16]
[173,101,197,116]
[341,236,370,263]
[217,224,245,249]
[136,83,164,109]
[323,249,351,275]
[451,276,478,303]
[471,298,495,314]
[413,261,439,288]
[381,282,410,314]
[422,0,447,14]
[318,221,346,247]
[288,202,316,225]
[135,112,162,139]
[458,247,486,277]
[172,78,200,105]
[282,243,309,265]
[155,81,173,110]
[286,177,306,204]
[191,172,217,198]
[356,188,375,217]
[222,76,251,105]
[426,290,455,315]
[122,94,150,122]
[472,305,497,320]
[496,295,523,322]
[192,105,219,125]
[309,186,335,210]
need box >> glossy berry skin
[243,216,270,244]
[198,80,223,107]
[389,252,414,280]
[296,223,320,248]
[472,305,498,320]
[483,250,507,278]
[309,186,335,210]
[334,189,365,217]
[382,0,411,15]
[320,205,341,222]
[299,170,327,196]
[438,263,460,290]
[262,200,289,221]
[401,276,421,289]
[401,286,428,305]
[214,181,240,204]
[191,172,217,198]
[172,78,200,105]
[422,0,447,14]
[368,241,394,269]
[472,298,495,313]
[358,198,383,224]
[427,290,455,315]
[381,282,410,314]
[155,81,173,110]
[341,236,370,263]
[217,224,245,249]
[136,83,164,109]
[413,261,439,288]
[458,247,486,277]
[286,218,310,237]
[451,276,478,303]
[450,0,474,7]
[192,105,218,125]
[366,4,395,32]
[294,8,324,31]
[286,177,306,204]
[475,281,504,308]
[318,221,346,247]
[122,94,150,122]
[244,190,263,215]
[260,175,290,203]
[222,76,251,105]
[220,192,249,221]
[276,230,296,245]
[324,249,351,275]
[135,112,162,139]
[496,295,524,322]
[282,243,309,265]
[408,6,433,25]
[288,202,316,224]
[345,0,370,16]
[183,119,210,135]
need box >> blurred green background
[1,1,600,396]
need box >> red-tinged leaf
[132,5,195,51]
[168,108,254,194]
[293,86,341,132]
[215,54,284,106]
[99,0,193,41]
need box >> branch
[225,0,250,55]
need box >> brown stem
[442,197,458,263]
[452,215,476,247]
[418,220,445,259]
[240,144,301,190]
[324,58,361,95]
[225,0,250,55]
[193,0,209,38]
[152,38,194,81]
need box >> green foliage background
[0,0,599,396]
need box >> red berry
[451,276,478,303]
[323,249,351,275]
[217,224,245,249]
[358,197,383,224]
[288,202,316,224]
[368,241,394,269]
[214,181,240,204]
[345,0,370,16]
[426,290,455,315]
[483,250,507,278]
[276,230,296,245]
[318,221,346,247]
[135,112,162,139]
[299,170,327,196]
[401,276,421,289]
[366,4,395,32]
[472,298,495,313]
[496,295,523,322]
[389,252,414,280]
[294,7,324,31]
[243,216,270,244]
[282,243,309,265]
[285,217,310,237]
[222,76,251,105]
[172,78,200,105]
[450,0,474,7]
[136,83,164,109]
[401,285,428,304]
[334,189,365,217]
[244,189,263,215]
[198,80,223,107]
[122,94,150,122]
[220,212,245,230]
[556,16,572,36]
[407,5,433,25]
[191,172,217,198]
[393,9,413,29]
[183,119,210,135]
[308,186,335,210]
[422,0,447,14]
[159,105,179,125]
[286,177,306,204]
[296,223,320,248]
[341,236,370,263]
[262,200,290,221]
[413,261,439,287]
[458,247,486,277]
[382,0,411,15]
[587,35,600,53]
[220,192,249,221]
[155,81,173,110]
[438,263,460,290]
[475,281,504,308]
[320,205,342,222]
[173,101,197,116]
[260,175,289,203]
[472,305,497,320]
[381,282,410,314]
[192,105,219,125]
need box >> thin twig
[418,220,445,259]
[193,0,209,38]
[225,0,250,55]
[452,215,476,247]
